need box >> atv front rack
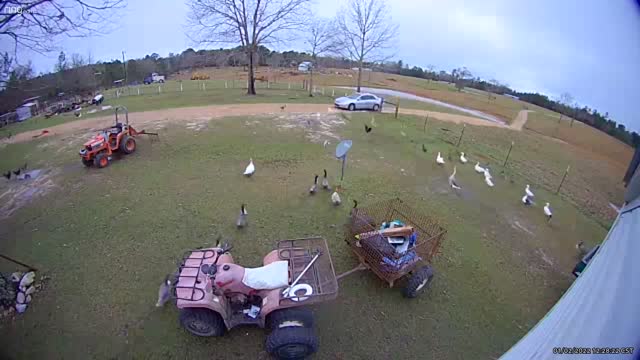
[173,249,216,301]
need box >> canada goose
[309,175,318,194]
[156,275,172,307]
[237,204,248,228]
[422,144,427,153]
[3,171,10,180]
[364,124,372,133]
[321,169,331,190]
[280,104,286,111]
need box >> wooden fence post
[556,165,571,194]
[423,115,428,133]
[332,89,335,97]
[504,141,514,166]
[394,100,400,119]
[180,83,183,92]
[137,88,140,96]
[456,124,466,147]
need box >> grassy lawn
[0,110,611,359]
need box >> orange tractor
[79,106,158,168]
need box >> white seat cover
[242,260,289,290]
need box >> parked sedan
[334,93,383,111]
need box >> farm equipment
[344,198,447,298]
[78,106,158,168]
[144,72,165,84]
[173,237,338,359]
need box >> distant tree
[304,18,335,96]
[186,0,312,95]
[557,92,574,122]
[55,51,67,72]
[70,53,86,69]
[425,64,435,81]
[335,0,398,92]
[452,67,471,91]
[0,0,124,87]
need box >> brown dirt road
[1,104,530,145]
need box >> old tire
[81,158,93,167]
[402,265,434,298]
[120,136,136,154]
[267,308,314,330]
[179,308,225,337]
[266,327,318,359]
[94,153,109,168]
[348,103,355,111]
[373,104,380,112]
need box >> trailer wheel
[94,153,109,168]
[179,308,225,337]
[402,265,434,298]
[120,136,136,154]
[266,327,318,359]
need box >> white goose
[449,166,461,189]
[436,152,445,165]
[331,188,342,206]
[485,176,494,187]
[474,162,485,174]
[459,152,468,164]
[544,202,553,222]
[243,158,255,176]
[525,184,534,198]
[483,167,492,180]
[522,194,532,206]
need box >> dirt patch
[0,169,57,219]
[510,110,531,131]
[272,112,346,143]
[2,103,517,146]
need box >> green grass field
[0,110,609,359]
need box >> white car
[334,93,383,111]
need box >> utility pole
[122,51,127,84]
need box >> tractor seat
[242,260,289,290]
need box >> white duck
[525,184,534,198]
[243,158,255,176]
[449,166,461,189]
[459,152,468,164]
[436,152,445,165]
[474,162,485,174]
[485,176,494,187]
[544,202,553,222]
[331,187,342,206]
[522,194,532,206]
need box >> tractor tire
[373,104,380,112]
[402,265,434,298]
[348,103,355,111]
[82,158,93,167]
[267,308,314,330]
[94,153,110,168]
[120,136,136,154]
[266,327,318,360]
[179,308,226,337]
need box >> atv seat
[242,260,289,290]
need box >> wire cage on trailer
[344,198,447,287]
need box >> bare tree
[557,92,574,123]
[452,67,472,91]
[70,53,86,68]
[304,18,335,96]
[186,0,312,95]
[336,0,398,92]
[425,64,435,81]
[0,0,124,87]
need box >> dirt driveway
[2,104,530,144]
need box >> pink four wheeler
[173,237,338,359]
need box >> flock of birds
[436,150,553,222]
[236,157,345,229]
[2,162,28,180]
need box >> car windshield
[347,94,360,99]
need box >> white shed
[298,61,312,72]
[16,102,37,122]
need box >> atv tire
[266,327,318,359]
[267,308,314,330]
[179,308,225,337]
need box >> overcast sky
[10,0,640,131]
